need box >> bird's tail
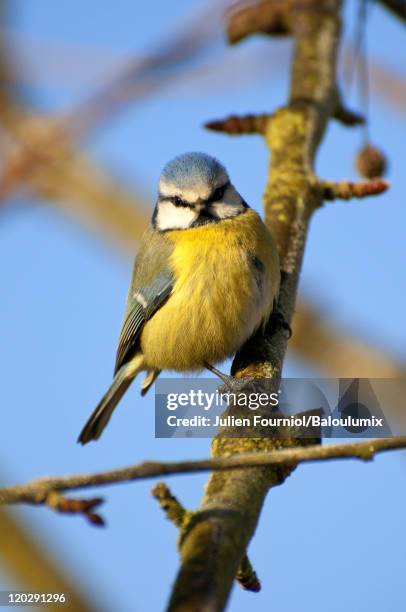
[78,360,141,444]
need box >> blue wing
[114,228,174,374]
[114,270,173,373]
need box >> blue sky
[0,1,405,611]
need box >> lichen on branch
[167,3,345,611]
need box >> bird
[78,152,281,444]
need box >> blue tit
[78,152,280,444]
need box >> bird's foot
[204,362,256,394]
[271,311,292,338]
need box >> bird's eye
[173,196,183,206]
[212,185,226,201]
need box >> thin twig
[1,438,405,507]
[376,0,406,23]
[227,0,292,43]
[235,554,261,592]
[151,482,262,592]
[321,178,389,199]
[45,491,105,526]
[205,113,269,134]
[332,95,365,125]
[151,482,187,528]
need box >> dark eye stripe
[158,194,194,208]
[172,196,193,208]
[209,181,230,203]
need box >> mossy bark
[168,2,342,610]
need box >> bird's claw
[204,362,257,393]
[218,376,257,395]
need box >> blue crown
[160,152,227,188]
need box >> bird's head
[152,152,247,231]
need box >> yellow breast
[140,209,280,371]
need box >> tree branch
[167,2,347,609]
[1,438,405,508]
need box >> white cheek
[210,202,234,219]
[210,187,245,219]
[156,201,198,230]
